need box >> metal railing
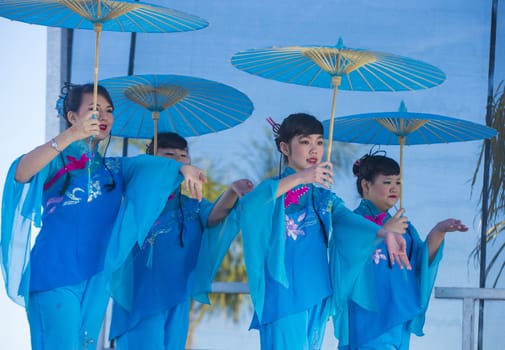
[101,284,505,349]
[99,282,250,349]
[434,287,505,350]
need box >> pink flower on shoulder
[284,186,309,208]
[364,212,387,225]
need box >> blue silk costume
[1,140,184,349]
[337,199,444,350]
[109,190,233,349]
[239,167,382,349]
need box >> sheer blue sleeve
[104,155,183,308]
[237,179,285,322]
[327,194,381,341]
[1,157,51,306]
[407,224,444,336]
[192,197,241,304]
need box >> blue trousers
[115,298,191,350]
[342,323,412,350]
[27,272,110,350]
[258,302,327,350]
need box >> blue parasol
[231,38,446,160]
[99,74,254,154]
[322,101,497,207]
[0,0,208,110]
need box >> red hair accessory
[266,117,280,136]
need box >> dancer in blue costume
[1,84,206,350]
[239,113,412,350]
[110,132,253,350]
[338,152,468,349]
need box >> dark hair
[146,132,190,248]
[353,153,400,197]
[57,83,114,128]
[54,83,116,194]
[274,113,323,153]
[146,132,188,155]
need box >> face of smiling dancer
[362,174,401,212]
[156,147,190,164]
[69,92,114,142]
[282,134,324,172]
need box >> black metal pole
[478,0,498,349]
[60,28,73,132]
[122,32,137,157]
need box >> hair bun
[352,159,361,177]
[55,82,74,118]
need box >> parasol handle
[326,76,341,162]
[93,0,102,112]
[152,111,160,155]
[399,136,405,209]
[86,23,103,152]
[92,23,103,114]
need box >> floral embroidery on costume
[64,187,87,205]
[105,158,121,173]
[362,208,389,264]
[87,179,103,202]
[143,227,175,249]
[142,193,178,249]
[285,212,307,240]
[284,185,309,208]
[372,248,387,264]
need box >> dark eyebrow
[87,102,112,109]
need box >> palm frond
[470,81,505,285]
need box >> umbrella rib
[233,50,319,82]
[369,58,443,90]
[420,120,491,143]
[135,7,205,31]
[103,75,254,138]
[167,105,201,134]
[379,55,446,86]
[175,99,243,127]
[1,0,207,32]
[187,95,252,120]
[114,107,149,138]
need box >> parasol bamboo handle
[94,0,101,112]
[152,111,160,155]
[399,136,405,209]
[326,76,341,162]
[93,23,103,114]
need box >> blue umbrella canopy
[0,0,208,32]
[231,38,446,159]
[322,101,497,145]
[0,0,208,110]
[99,74,254,153]
[322,101,497,206]
[231,38,445,92]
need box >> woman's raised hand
[298,162,334,188]
[230,179,254,197]
[384,231,412,270]
[180,165,207,201]
[433,219,468,234]
[68,110,100,141]
[383,209,408,234]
